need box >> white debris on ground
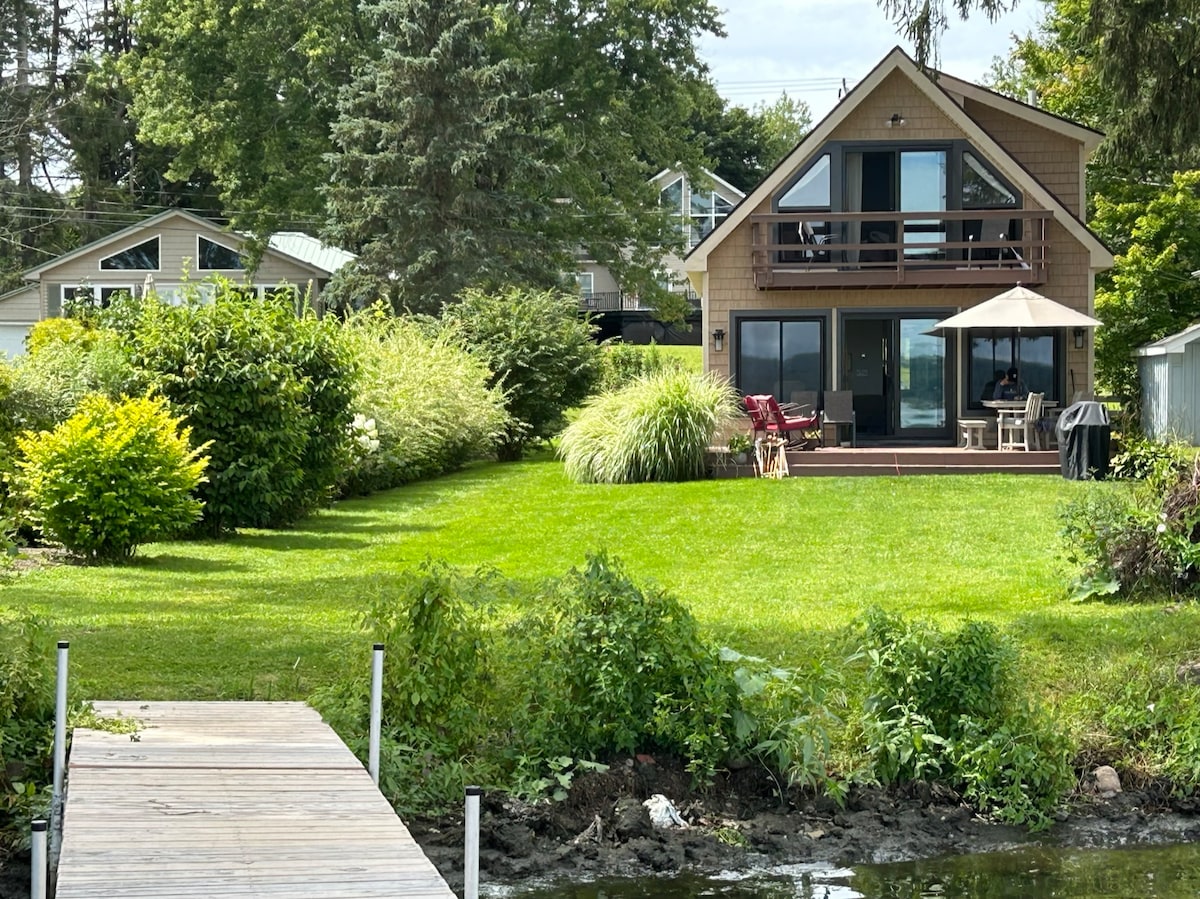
[643,793,688,829]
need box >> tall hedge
[117,285,356,533]
[443,287,601,461]
[339,311,507,494]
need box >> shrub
[1110,433,1191,487]
[312,561,505,815]
[117,285,356,533]
[597,341,689,393]
[559,370,737,483]
[339,311,506,495]
[0,612,54,853]
[3,323,141,435]
[1060,460,1200,600]
[443,287,601,461]
[17,395,209,562]
[859,609,1072,829]
[516,552,740,780]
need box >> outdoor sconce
[886,113,906,128]
[1074,327,1086,350]
[712,328,725,352]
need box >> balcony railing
[579,289,701,313]
[749,209,1051,289]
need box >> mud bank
[411,759,1200,894]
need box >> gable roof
[21,208,353,281]
[1136,322,1200,356]
[650,167,746,202]
[933,71,1104,154]
[683,47,1113,272]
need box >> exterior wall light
[712,328,725,352]
[886,113,906,128]
[1074,327,1086,350]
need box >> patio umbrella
[934,285,1102,330]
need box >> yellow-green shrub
[17,395,209,562]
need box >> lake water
[487,843,1200,898]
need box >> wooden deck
[56,701,455,899]
[713,445,1064,477]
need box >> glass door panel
[898,319,946,431]
[900,151,947,260]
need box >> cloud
[700,0,1044,114]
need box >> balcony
[749,209,1051,290]
[578,289,701,313]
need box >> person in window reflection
[992,366,1026,400]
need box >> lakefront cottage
[683,48,1113,445]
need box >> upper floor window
[100,237,159,270]
[778,154,830,209]
[962,152,1017,208]
[198,236,244,270]
[660,175,734,250]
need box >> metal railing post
[464,786,481,899]
[368,643,383,785]
[50,640,68,861]
[31,819,47,899]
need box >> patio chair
[742,394,771,441]
[759,394,821,448]
[998,392,1044,451]
[821,390,856,447]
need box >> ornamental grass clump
[560,370,736,483]
[17,395,209,563]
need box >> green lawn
[6,458,1196,735]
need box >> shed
[1136,322,1200,443]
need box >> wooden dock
[56,701,456,898]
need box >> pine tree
[323,0,557,314]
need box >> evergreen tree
[323,0,556,314]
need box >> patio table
[982,399,1059,449]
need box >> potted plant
[727,432,753,465]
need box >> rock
[1176,660,1200,685]
[1093,765,1122,797]
[612,797,653,841]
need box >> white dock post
[368,642,384,785]
[31,819,47,899]
[464,785,481,899]
[50,640,68,860]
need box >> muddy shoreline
[412,759,1200,894]
[3,761,1198,899]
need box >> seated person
[992,366,1026,401]
[981,369,1004,403]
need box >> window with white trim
[100,237,159,270]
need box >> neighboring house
[578,168,744,344]
[683,48,1114,444]
[0,208,355,356]
[1137,323,1200,444]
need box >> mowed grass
[7,457,1198,732]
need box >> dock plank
[56,701,456,899]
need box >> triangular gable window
[198,236,244,270]
[100,237,159,270]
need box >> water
[488,843,1200,898]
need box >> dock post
[368,642,384,785]
[464,785,481,899]
[31,819,47,899]
[50,640,68,860]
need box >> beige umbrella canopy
[935,285,1102,330]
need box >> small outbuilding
[1136,322,1200,443]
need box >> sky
[699,0,1047,118]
